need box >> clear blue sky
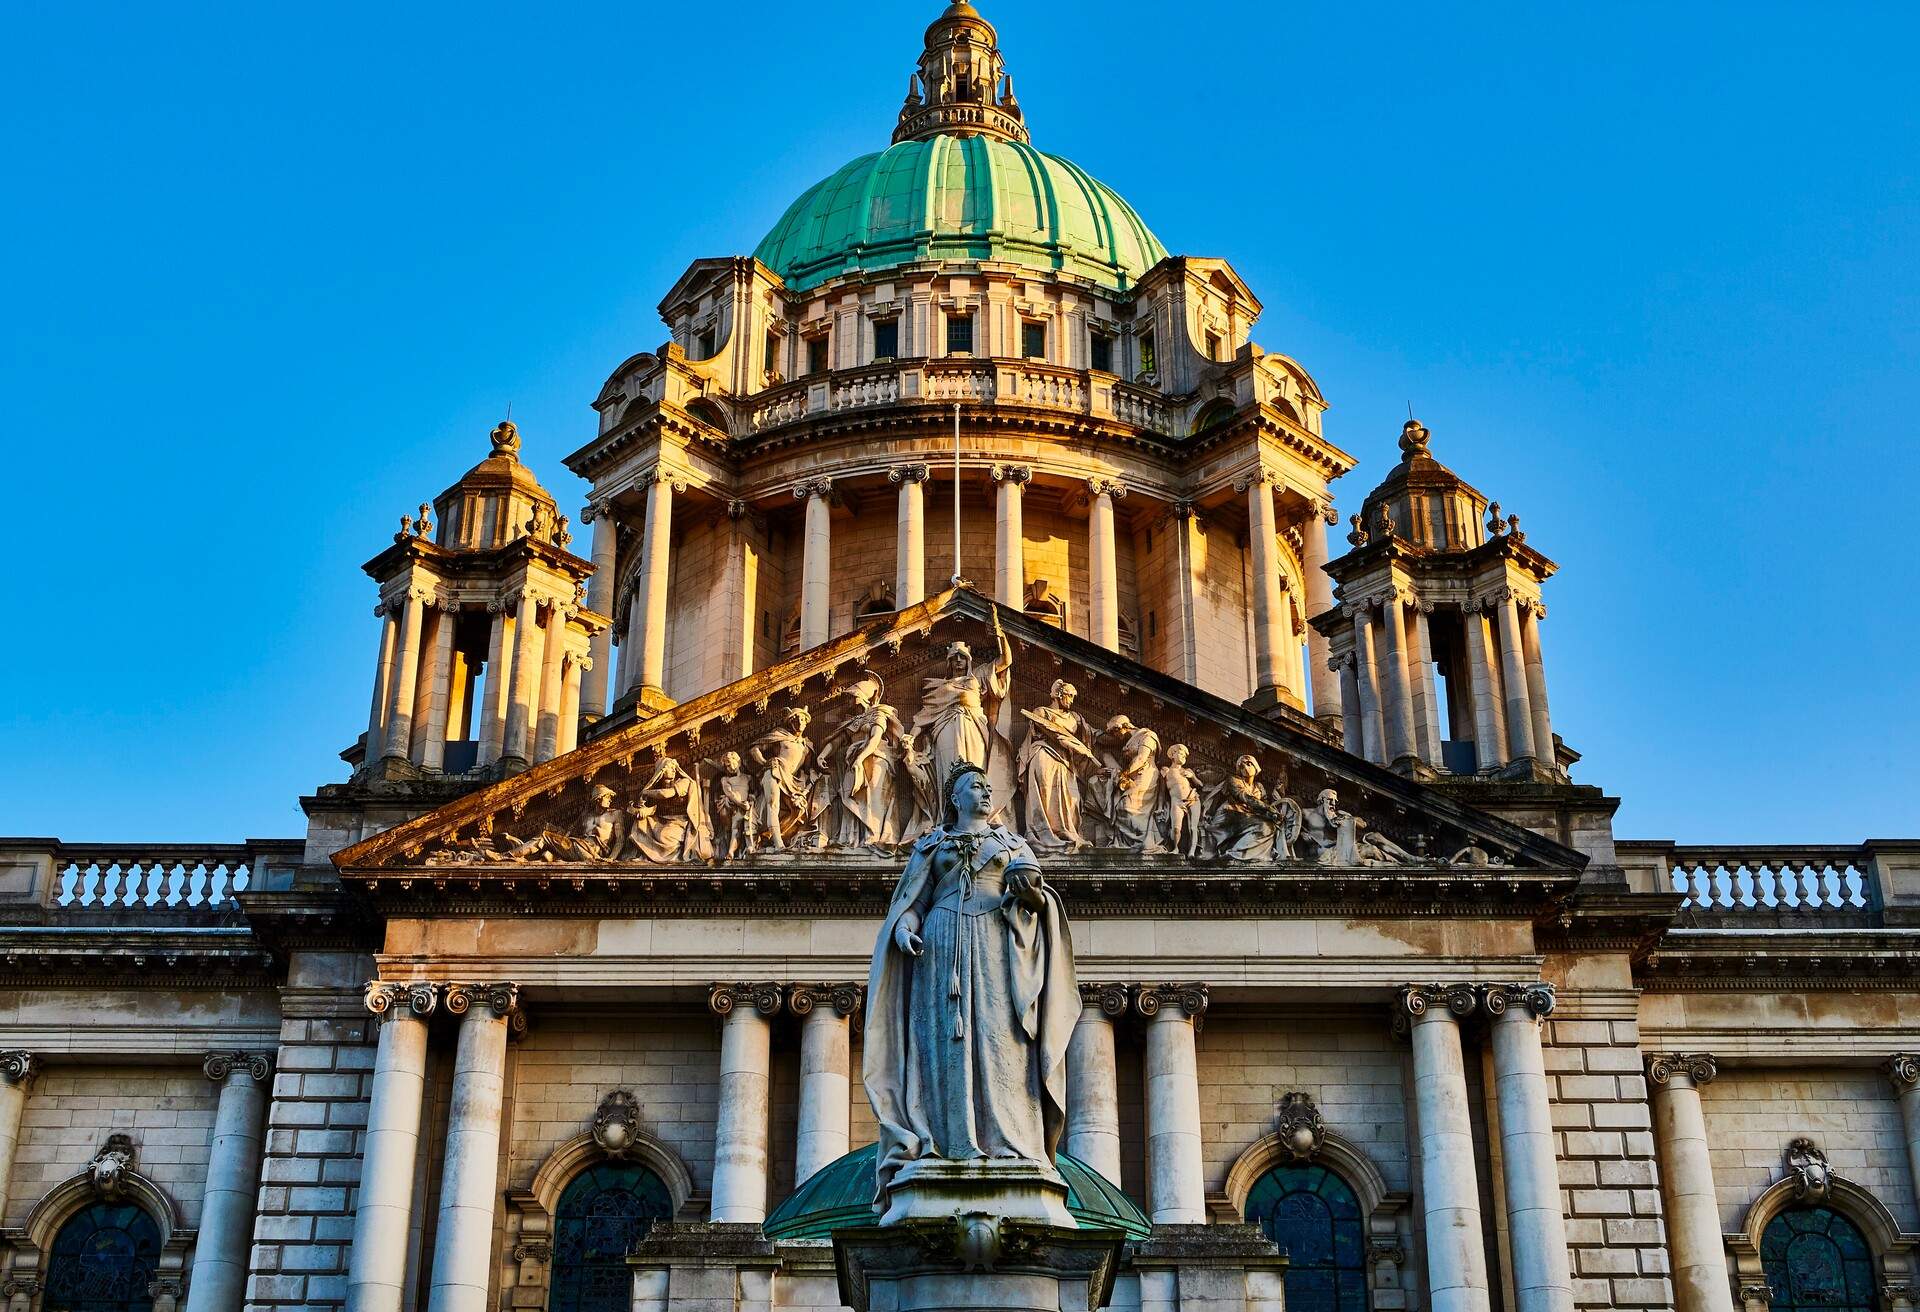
[4,3,1915,844]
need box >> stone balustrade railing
[1616,840,1920,927]
[745,359,1179,436]
[0,839,304,912]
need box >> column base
[612,685,679,721]
[1240,685,1307,719]
[834,1216,1122,1312]
[1389,754,1440,782]
[1129,1223,1291,1311]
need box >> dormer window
[946,313,974,356]
[872,317,899,361]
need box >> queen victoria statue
[862,760,1081,1226]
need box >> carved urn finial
[1398,417,1431,456]
[490,418,522,459]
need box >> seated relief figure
[1298,786,1415,866]
[1086,714,1162,849]
[1203,754,1304,863]
[864,762,1080,1220]
[623,757,714,863]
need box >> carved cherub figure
[709,751,753,861]
[1158,743,1204,858]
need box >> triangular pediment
[336,590,1583,893]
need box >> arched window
[550,1161,674,1312]
[1244,1163,1368,1312]
[43,1201,162,1312]
[1763,1205,1878,1312]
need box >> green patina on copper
[755,135,1167,294]
[762,1145,1152,1242]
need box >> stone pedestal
[878,1158,1075,1228]
[834,1216,1123,1312]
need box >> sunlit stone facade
[2,7,1917,1312]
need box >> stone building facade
[2,6,1917,1312]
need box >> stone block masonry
[246,988,377,1312]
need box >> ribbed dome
[754,135,1167,294]
[762,1145,1152,1241]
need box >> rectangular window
[1204,331,1221,361]
[696,328,717,358]
[1139,332,1157,378]
[1089,332,1113,373]
[1021,321,1046,360]
[872,318,899,360]
[806,336,829,376]
[946,313,974,355]
[765,331,780,377]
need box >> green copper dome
[762,1145,1152,1241]
[755,135,1168,294]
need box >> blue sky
[3,2,1915,843]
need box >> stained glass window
[1762,1205,1878,1312]
[43,1202,161,1312]
[549,1162,673,1312]
[1244,1163,1368,1312]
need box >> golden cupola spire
[894,2,1029,145]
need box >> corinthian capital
[1134,982,1208,1021]
[203,1052,272,1083]
[1645,1052,1718,1087]
[710,982,784,1018]
[0,1051,38,1088]
[1480,982,1557,1020]
[365,981,440,1020]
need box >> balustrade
[744,359,1180,436]
[43,842,301,911]
[1662,846,1877,917]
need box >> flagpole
[952,401,962,588]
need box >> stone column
[382,587,427,761]
[1087,479,1125,649]
[0,1052,37,1223]
[533,601,568,762]
[1400,984,1493,1312]
[417,604,457,770]
[1067,984,1127,1186]
[891,463,929,607]
[634,471,679,696]
[1520,603,1555,770]
[797,478,834,650]
[992,464,1031,608]
[1352,606,1386,764]
[582,501,617,718]
[1239,469,1289,698]
[347,983,437,1312]
[1494,592,1538,763]
[366,604,398,761]
[188,1052,272,1312]
[559,657,583,755]
[709,983,782,1224]
[1137,983,1208,1225]
[1338,657,1364,756]
[1464,608,1507,771]
[716,502,763,682]
[1483,985,1573,1312]
[428,984,522,1312]
[789,984,861,1187]
[1379,591,1418,765]
[476,602,509,768]
[1410,603,1444,765]
[1889,1056,1920,1220]
[1647,1054,1733,1312]
[1301,502,1344,722]
[500,590,543,767]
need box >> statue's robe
[863,823,1079,1202]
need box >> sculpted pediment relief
[335,591,1580,882]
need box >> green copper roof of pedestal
[762,1144,1152,1241]
[754,135,1168,294]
